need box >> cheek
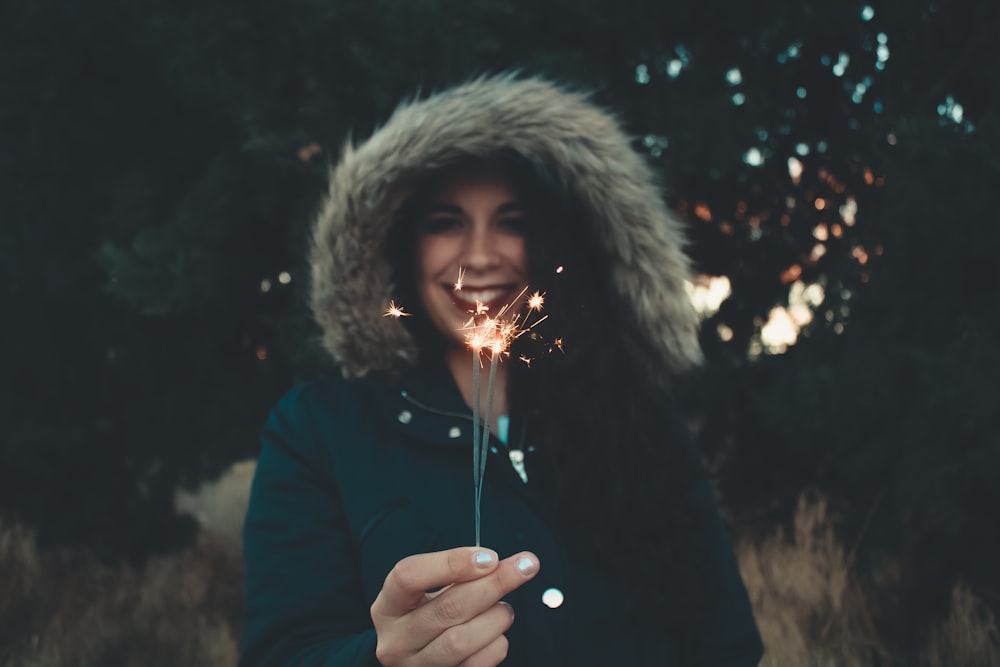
[506,238,529,274]
[416,236,454,279]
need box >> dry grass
[737,492,887,666]
[3,469,998,666]
[919,584,1000,667]
[0,518,242,667]
[738,491,1000,667]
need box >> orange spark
[527,291,545,311]
[384,300,410,318]
[461,285,548,363]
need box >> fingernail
[516,556,537,575]
[474,550,498,567]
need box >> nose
[462,224,500,270]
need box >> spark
[461,285,544,363]
[453,267,466,292]
[384,300,410,318]
[527,291,545,311]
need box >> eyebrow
[421,202,527,216]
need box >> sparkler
[458,279,547,547]
[384,269,550,547]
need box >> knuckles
[440,623,470,657]
[433,596,466,625]
[388,557,422,593]
[374,640,401,666]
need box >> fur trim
[310,75,702,378]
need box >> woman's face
[415,164,530,348]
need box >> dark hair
[386,152,719,633]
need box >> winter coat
[240,76,763,666]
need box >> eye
[419,216,464,235]
[497,215,529,235]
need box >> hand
[370,547,540,667]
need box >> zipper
[400,389,475,423]
[401,388,530,483]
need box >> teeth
[457,288,506,303]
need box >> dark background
[1,0,997,655]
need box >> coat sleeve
[690,474,765,667]
[239,383,381,667]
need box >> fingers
[407,552,537,645]
[456,635,510,667]
[373,547,501,619]
[425,602,513,666]
[371,550,539,665]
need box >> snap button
[448,426,461,439]
[397,410,413,424]
[541,588,564,609]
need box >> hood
[310,75,701,379]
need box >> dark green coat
[240,365,763,666]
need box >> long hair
[386,152,719,632]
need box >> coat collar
[380,361,477,447]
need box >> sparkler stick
[459,282,547,547]
[477,342,500,518]
[472,341,483,547]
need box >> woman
[241,76,763,666]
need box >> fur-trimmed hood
[310,75,701,378]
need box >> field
[2,463,997,667]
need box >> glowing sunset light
[759,280,825,354]
[788,157,804,184]
[685,275,732,316]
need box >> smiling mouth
[450,285,517,313]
